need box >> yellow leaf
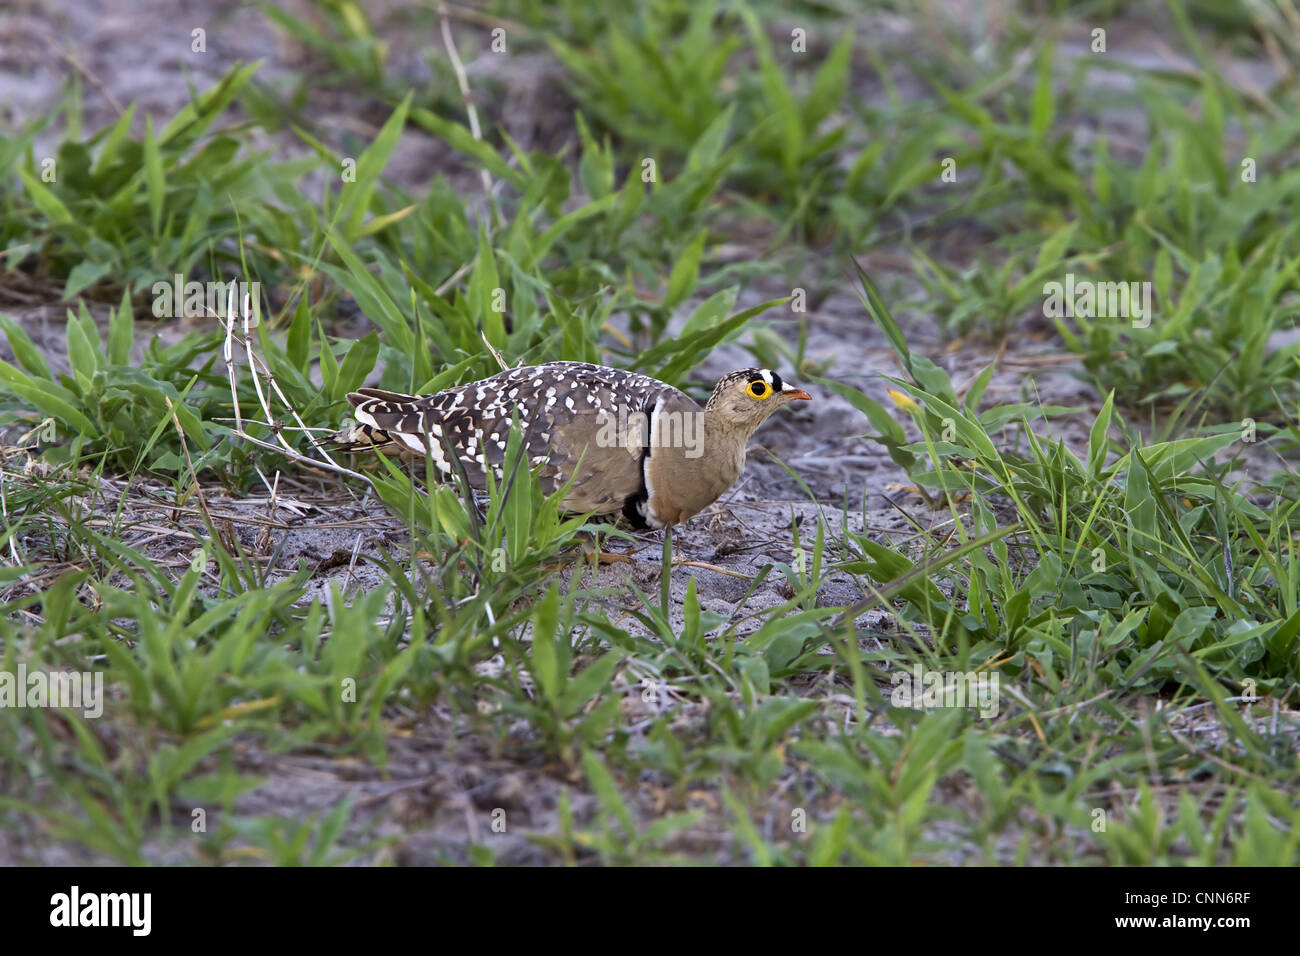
[355,204,417,238]
[887,388,918,412]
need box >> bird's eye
[746,381,771,399]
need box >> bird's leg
[661,525,673,582]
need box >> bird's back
[335,362,691,514]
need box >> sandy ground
[2,0,1295,864]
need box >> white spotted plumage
[333,360,811,529]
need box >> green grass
[0,0,1297,865]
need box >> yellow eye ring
[747,381,771,399]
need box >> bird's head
[704,368,812,436]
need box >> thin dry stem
[439,6,493,200]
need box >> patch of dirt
[5,0,1296,865]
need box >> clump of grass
[3,0,1299,867]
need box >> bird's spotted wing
[336,363,684,513]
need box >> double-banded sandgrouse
[333,361,811,529]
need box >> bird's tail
[323,420,401,456]
[323,388,430,458]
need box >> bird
[331,361,811,529]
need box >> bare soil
[2,0,1293,865]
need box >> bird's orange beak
[784,387,812,401]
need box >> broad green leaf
[0,314,53,379]
[664,230,707,311]
[143,116,164,237]
[332,330,379,402]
